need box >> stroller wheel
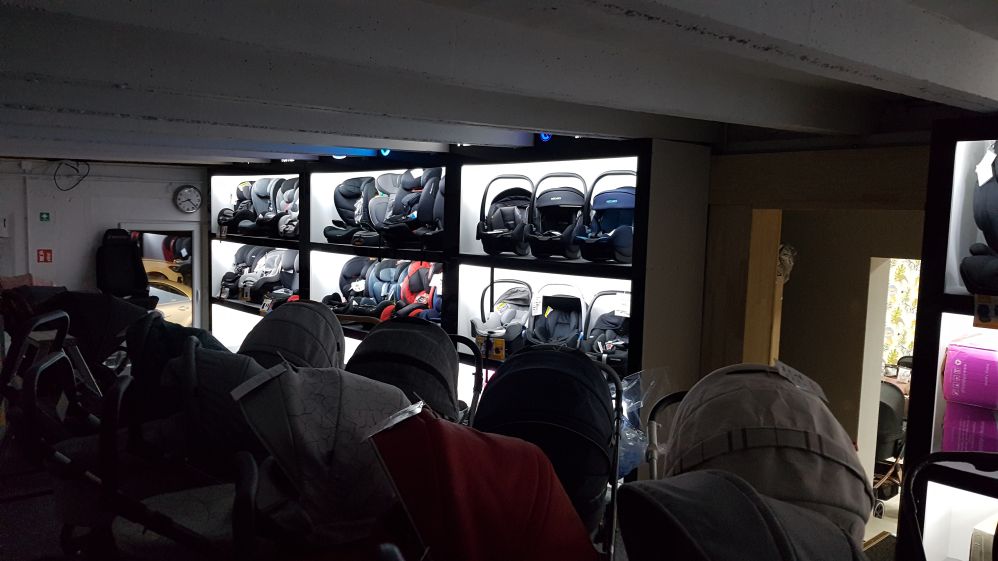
[873,500,885,519]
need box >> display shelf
[457,253,632,280]
[210,233,299,250]
[340,322,372,341]
[210,296,266,316]
[309,241,446,263]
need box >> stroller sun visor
[346,318,460,421]
[238,300,346,369]
[231,364,410,544]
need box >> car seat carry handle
[530,172,588,228]
[479,279,532,322]
[449,334,484,426]
[480,174,534,222]
[585,170,637,226]
[585,290,631,336]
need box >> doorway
[120,222,201,328]
[859,257,919,538]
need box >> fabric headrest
[377,264,399,282]
[376,173,402,195]
[237,182,253,201]
[253,178,273,198]
[338,176,372,197]
[421,167,443,187]
[400,170,421,191]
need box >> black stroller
[472,345,623,558]
[346,317,483,423]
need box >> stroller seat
[323,176,373,244]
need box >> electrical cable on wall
[52,160,90,192]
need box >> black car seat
[353,173,405,246]
[96,228,158,309]
[221,245,273,299]
[527,173,587,259]
[382,168,443,246]
[412,174,446,248]
[582,290,631,373]
[477,174,534,256]
[962,150,998,294]
[323,176,373,243]
[526,287,585,349]
[217,181,255,232]
[239,178,287,236]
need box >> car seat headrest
[253,179,273,198]
[400,170,421,191]
[421,167,443,187]
[376,173,402,195]
[103,228,133,244]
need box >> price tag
[260,295,275,314]
[219,225,228,238]
[220,287,230,299]
[240,284,251,301]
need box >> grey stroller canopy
[238,300,346,369]
[231,363,410,544]
[619,470,866,561]
[662,362,874,543]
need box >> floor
[865,493,902,541]
[0,436,64,561]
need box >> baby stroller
[372,406,600,561]
[582,290,630,373]
[527,172,587,259]
[473,346,623,557]
[470,279,532,361]
[239,300,346,369]
[346,317,482,423]
[477,174,534,256]
[525,283,585,349]
[647,362,874,544]
[578,170,636,264]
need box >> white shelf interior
[210,174,298,235]
[924,479,998,561]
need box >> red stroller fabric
[372,409,598,561]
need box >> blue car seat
[578,170,636,264]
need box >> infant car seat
[353,173,406,247]
[582,290,630,373]
[477,174,534,256]
[527,173,587,259]
[578,171,636,264]
[471,279,532,361]
[382,168,443,247]
[217,181,256,232]
[526,284,585,349]
[412,174,447,249]
[323,176,373,243]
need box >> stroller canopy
[473,347,613,532]
[663,363,874,543]
[372,408,598,561]
[618,470,865,561]
[346,317,460,420]
[231,363,409,544]
[239,300,345,369]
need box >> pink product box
[944,344,998,409]
[943,402,998,452]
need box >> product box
[970,513,998,561]
[944,343,998,409]
[943,402,998,452]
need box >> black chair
[96,229,158,310]
[897,355,913,369]
[873,380,906,515]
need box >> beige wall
[778,209,923,438]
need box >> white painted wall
[858,257,891,480]
[0,159,205,289]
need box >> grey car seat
[238,178,285,236]
[352,172,406,247]
[323,177,373,244]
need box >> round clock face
[174,185,202,214]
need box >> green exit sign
[39,212,50,222]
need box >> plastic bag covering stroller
[231,363,410,545]
[473,346,617,534]
[662,362,874,544]
[477,174,534,256]
[371,406,599,561]
[238,300,345,369]
[470,280,532,360]
[346,317,460,420]
[618,470,865,561]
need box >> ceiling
[1,0,995,164]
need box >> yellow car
[149,279,194,327]
[143,258,184,283]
